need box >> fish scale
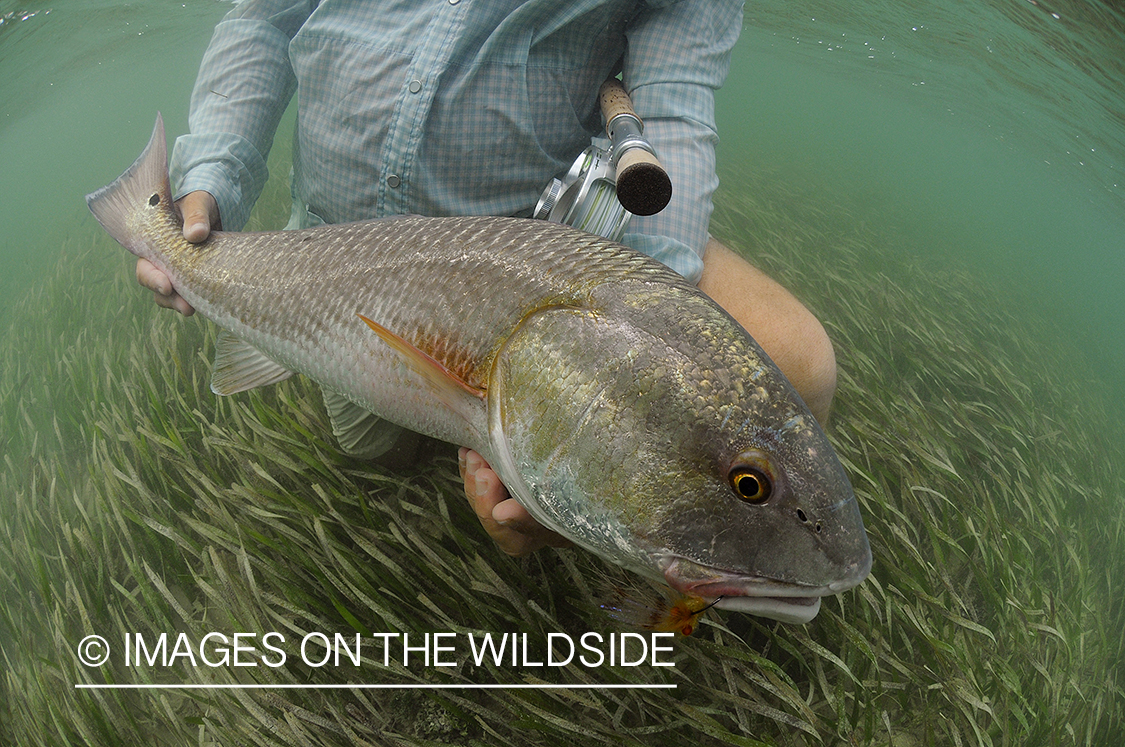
[87,114,871,625]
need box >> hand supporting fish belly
[459,447,573,556]
[87,114,871,625]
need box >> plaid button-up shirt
[171,0,743,283]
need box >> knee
[788,310,838,424]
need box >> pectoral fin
[211,330,294,395]
[357,314,486,405]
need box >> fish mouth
[661,556,863,625]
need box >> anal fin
[322,388,404,460]
[210,330,294,395]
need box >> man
[138,0,837,555]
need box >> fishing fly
[602,588,725,637]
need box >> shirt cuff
[170,133,270,231]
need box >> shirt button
[387,175,401,188]
[448,0,460,4]
[408,79,422,94]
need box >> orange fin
[357,314,485,400]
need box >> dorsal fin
[210,330,294,395]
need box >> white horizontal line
[75,683,676,690]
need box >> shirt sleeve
[169,0,316,231]
[619,0,744,284]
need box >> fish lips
[661,555,870,625]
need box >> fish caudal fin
[85,113,174,258]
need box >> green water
[2,1,1123,745]
[714,2,1125,394]
[0,0,224,299]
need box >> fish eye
[729,466,772,503]
[148,193,161,207]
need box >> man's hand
[136,190,221,316]
[459,447,571,556]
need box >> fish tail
[84,113,175,258]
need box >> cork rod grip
[598,78,637,123]
[598,79,672,216]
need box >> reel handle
[598,78,673,216]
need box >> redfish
[87,115,870,624]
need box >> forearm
[621,116,718,284]
[618,0,743,284]
[170,0,314,230]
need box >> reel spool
[535,146,631,241]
